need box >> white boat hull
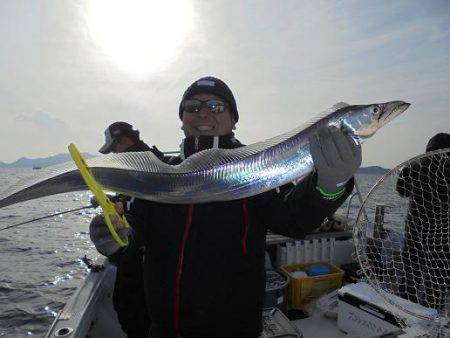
[46,258,126,338]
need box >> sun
[86,0,194,75]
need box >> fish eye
[373,107,379,113]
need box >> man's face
[110,135,135,153]
[181,93,236,137]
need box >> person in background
[99,121,164,157]
[124,76,362,338]
[91,121,164,338]
[397,132,450,310]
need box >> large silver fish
[0,101,409,207]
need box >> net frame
[353,148,449,335]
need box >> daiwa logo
[348,311,385,334]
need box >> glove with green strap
[309,126,362,200]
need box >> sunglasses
[181,99,228,115]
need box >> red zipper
[241,199,250,255]
[173,204,195,337]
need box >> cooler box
[281,261,344,309]
[337,282,438,337]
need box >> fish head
[338,101,410,140]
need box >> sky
[0,0,449,168]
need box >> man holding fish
[127,76,361,338]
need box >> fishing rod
[0,205,95,232]
[0,192,123,233]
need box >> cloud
[14,111,66,128]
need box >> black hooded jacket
[127,133,353,338]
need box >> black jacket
[128,133,353,338]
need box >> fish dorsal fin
[298,102,350,129]
[330,102,350,111]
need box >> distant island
[0,153,389,173]
[0,153,96,168]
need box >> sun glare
[86,0,193,75]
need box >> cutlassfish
[0,101,410,207]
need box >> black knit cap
[178,76,239,122]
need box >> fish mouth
[379,101,410,125]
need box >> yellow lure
[68,143,130,247]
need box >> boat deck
[47,230,420,338]
[46,256,352,338]
[294,313,346,337]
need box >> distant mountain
[0,153,96,168]
[357,166,389,174]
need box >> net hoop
[353,148,449,331]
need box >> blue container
[307,264,331,276]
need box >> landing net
[354,148,449,337]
